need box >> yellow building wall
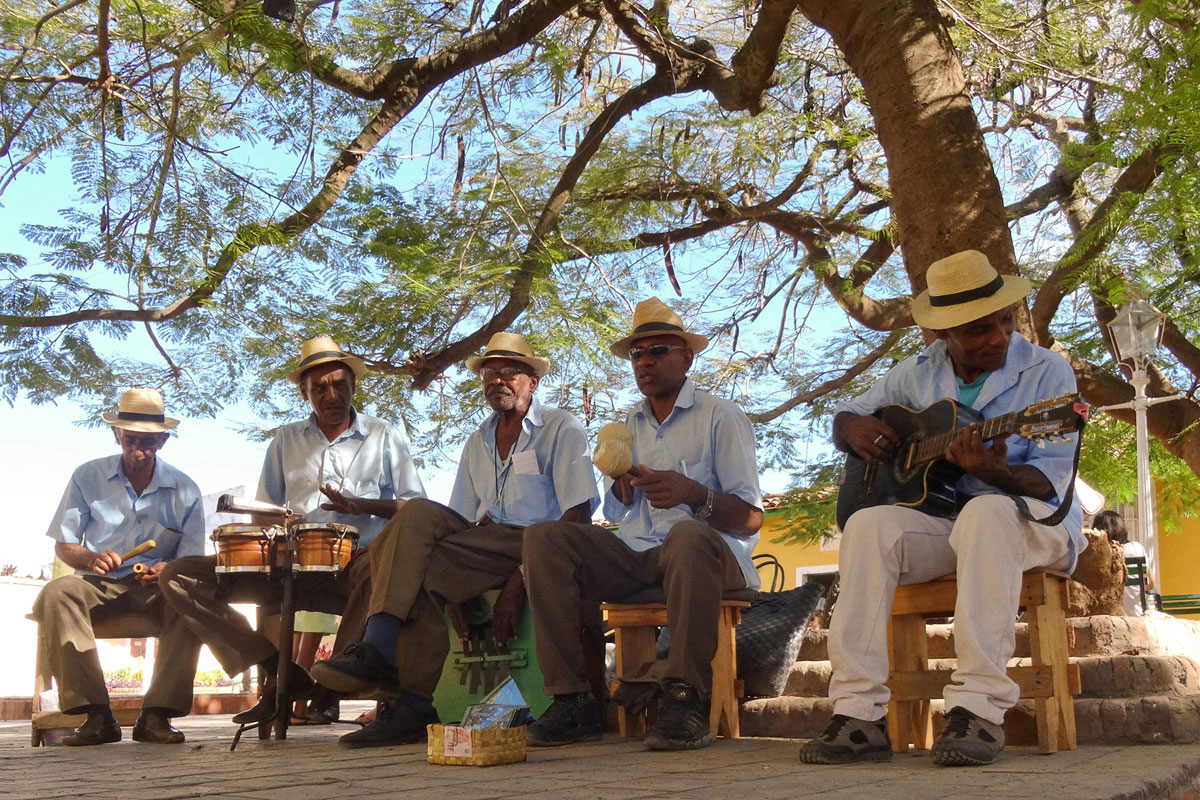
[1159,513,1200,614]
[750,511,837,590]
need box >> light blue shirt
[258,411,426,547]
[602,378,764,589]
[836,332,1085,568]
[449,395,600,526]
[46,454,205,579]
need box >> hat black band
[928,274,1005,307]
[298,350,351,368]
[632,321,686,334]
[116,411,165,422]
[481,349,532,359]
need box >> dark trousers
[523,519,745,697]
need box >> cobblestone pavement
[4,713,1200,800]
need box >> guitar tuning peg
[1035,439,1046,449]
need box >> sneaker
[527,693,601,747]
[798,714,892,764]
[644,681,714,751]
[930,706,1004,766]
[311,643,399,697]
[338,701,438,749]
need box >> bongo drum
[292,523,358,572]
[212,524,286,573]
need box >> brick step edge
[777,654,1200,700]
[741,695,1200,745]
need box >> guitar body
[835,399,984,530]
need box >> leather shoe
[233,664,316,725]
[62,713,121,746]
[338,701,437,749]
[132,710,185,744]
[312,644,399,697]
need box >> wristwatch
[694,487,715,520]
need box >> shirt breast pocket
[679,452,715,487]
[150,527,183,560]
[508,473,556,516]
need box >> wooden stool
[602,600,749,739]
[886,570,1079,755]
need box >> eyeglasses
[481,365,532,381]
[628,344,687,362]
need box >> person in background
[1092,509,1156,616]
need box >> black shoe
[798,714,892,764]
[233,665,316,725]
[644,681,714,751]
[132,710,185,744]
[338,702,437,749]
[62,713,121,746]
[305,687,340,725]
[311,644,399,697]
[527,692,601,747]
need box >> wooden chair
[886,570,1079,755]
[1125,556,1148,613]
[602,589,755,739]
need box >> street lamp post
[1102,300,1173,590]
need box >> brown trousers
[523,519,746,697]
[157,553,367,677]
[31,574,203,716]
[362,498,524,698]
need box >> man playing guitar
[800,250,1085,768]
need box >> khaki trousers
[31,574,203,716]
[158,553,367,677]
[523,519,746,697]
[364,498,524,698]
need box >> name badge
[511,450,540,475]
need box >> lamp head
[1107,299,1165,365]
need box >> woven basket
[426,724,527,766]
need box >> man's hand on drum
[319,483,361,516]
[135,561,165,587]
[88,549,123,576]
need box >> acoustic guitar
[834,394,1088,529]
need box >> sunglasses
[628,344,687,362]
[481,365,532,381]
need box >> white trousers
[828,494,1071,726]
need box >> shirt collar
[303,409,364,441]
[107,454,176,492]
[634,376,696,422]
[481,394,544,446]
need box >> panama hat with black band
[464,332,551,377]
[286,336,367,384]
[910,249,1032,331]
[609,297,709,358]
[100,388,180,433]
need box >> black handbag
[655,581,825,698]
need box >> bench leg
[1027,576,1076,753]
[711,607,740,739]
[612,625,657,737]
[887,612,932,752]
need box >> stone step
[740,694,1200,745]
[778,654,1200,701]
[794,615,1200,663]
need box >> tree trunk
[798,0,1028,333]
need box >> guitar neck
[910,410,1020,465]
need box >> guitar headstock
[1016,393,1088,442]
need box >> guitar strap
[1009,411,1087,527]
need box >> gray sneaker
[930,706,1004,766]
[798,714,891,764]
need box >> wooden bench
[886,570,1079,755]
[1160,594,1200,617]
[602,592,753,739]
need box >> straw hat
[100,388,180,432]
[609,297,709,358]
[910,250,1032,330]
[464,332,551,376]
[286,336,367,384]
